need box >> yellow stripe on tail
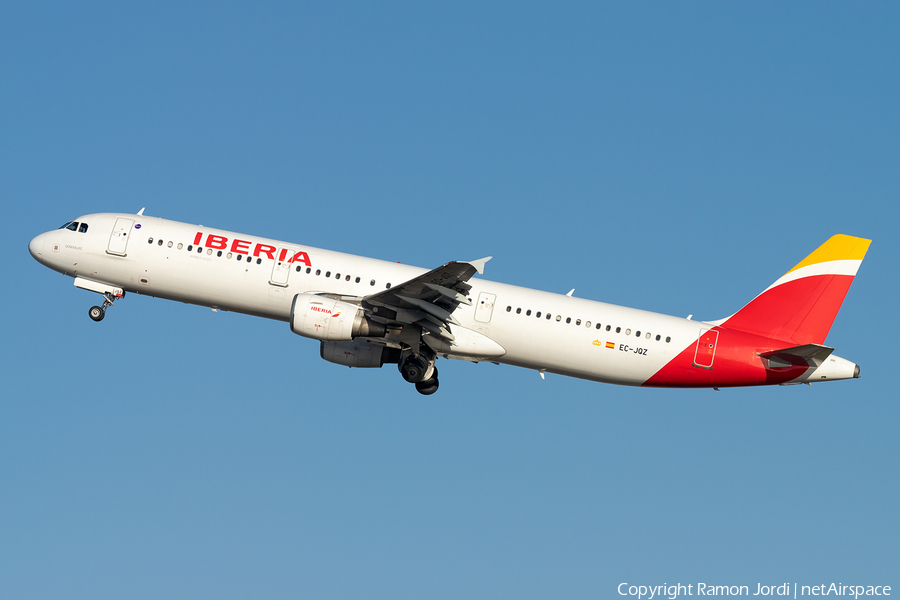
[720,234,871,345]
[786,234,872,275]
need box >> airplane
[29,210,870,394]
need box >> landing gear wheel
[415,367,439,395]
[400,354,430,383]
[424,366,438,383]
[88,290,122,322]
[415,379,439,395]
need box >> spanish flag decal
[606,341,615,349]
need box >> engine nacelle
[290,293,385,342]
[320,341,399,368]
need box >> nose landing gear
[88,290,123,322]
[75,278,125,323]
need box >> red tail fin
[720,235,871,345]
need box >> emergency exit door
[107,218,134,256]
[474,292,496,323]
[693,329,719,369]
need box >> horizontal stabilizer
[758,344,834,368]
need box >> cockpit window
[79,223,88,233]
[65,222,79,231]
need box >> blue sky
[3,2,898,598]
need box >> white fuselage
[31,213,705,386]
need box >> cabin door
[693,329,719,369]
[270,248,294,287]
[474,292,496,323]
[107,218,134,256]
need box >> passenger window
[247,256,252,263]
[197,247,203,253]
[256,258,262,264]
[556,315,561,322]
[316,269,321,276]
[516,308,522,314]
[79,223,89,233]
[346,275,351,281]
[158,239,163,246]
[526,310,532,316]
[507,306,512,312]
[666,336,671,343]
[625,329,631,335]
[546,313,552,320]
[585,321,591,327]
[536,312,541,318]
[326,271,331,277]
[335,273,340,279]
[596,323,601,329]
[635,330,640,337]
[646,333,651,339]
[296,266,302,272]
[308,268,312,274]
[565,317,571,324]
[576,319,581,326]
[355,277,360,283]
[606,325,611,331]
[217,251,222,257]
[177,243,183,250]
[168,241,173,248]
[616,327,621,333]
[148,238,154,244]
[370,279,375,286]
[656,334,661,341]
[386,283,392,289]
[187,245,192,251]
[207,249,212,255]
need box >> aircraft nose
[29,232,46,260]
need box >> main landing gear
[415,367,439,396]
[88,291,123,322]
[399,351,440,396]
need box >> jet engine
[290,293,385,342]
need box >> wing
[361,257,492,342]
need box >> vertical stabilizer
[720,234,871,345]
